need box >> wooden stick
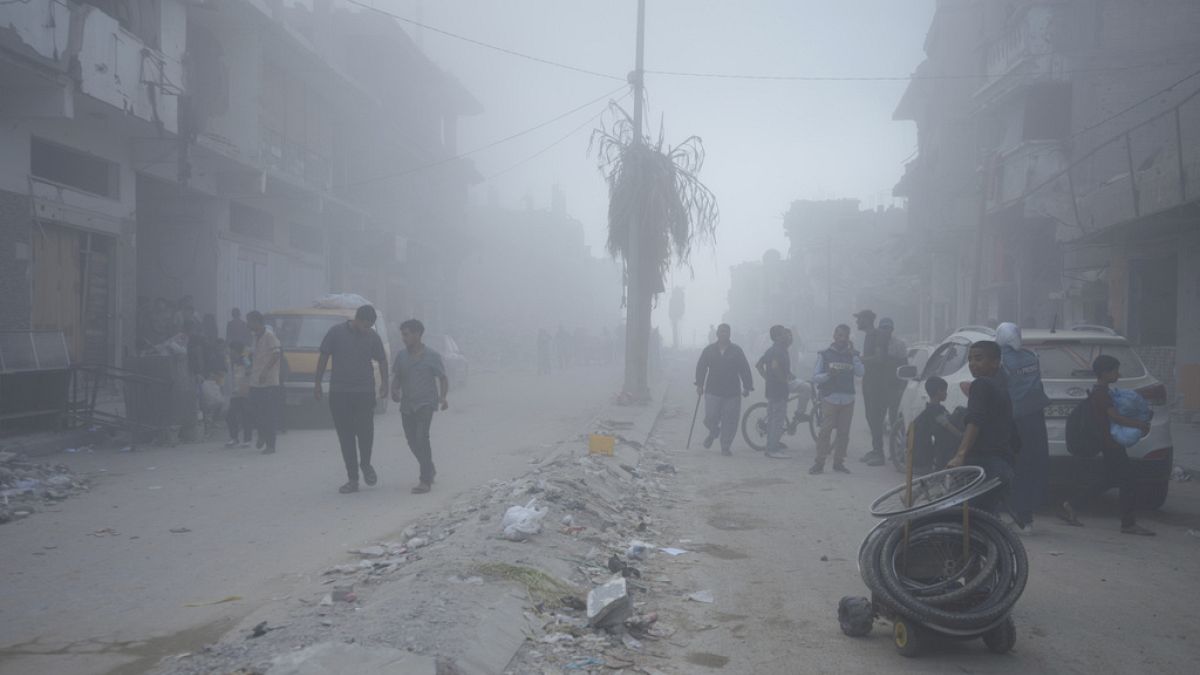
[903,421,914,572]
[962,502,970,560]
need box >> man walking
[695,324,754,455]
[756,325,794,459]
[810,324,864,474]
[315,305,389,494]
[857,311,907,466]
[246,311,280,455]
[391,319,448,494]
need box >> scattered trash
[332,585,355,603]
[169,527,192,534]
[587,577,633,628]
[625,612,658,632]
[688,590,715,604]
[318,594,334,607]
[1049,551,1065,556]
[351,545,387,558]
[560,514,575,527]
[559,595,587,611]
[500,498,547,541]
[588,434,615,456]
[659,547,688,556]
[655,463,676,474]
[619,463,640,478]
[626,540,651,560]
[246,621,276,639]
[621,634,643,651]
[405,537,428,549]
[185,596,242,607]
[89,527,119,537]
[1171,466,1191,482]
[564,656,605,670]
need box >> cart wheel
[838,596,874,637]
[982,616,1017,654]
[893,619,928,657]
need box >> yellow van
[265,306,391,422]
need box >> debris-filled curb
[150,385,677,675]
[0,450,91,524]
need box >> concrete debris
[0,452,89,525]
[625,540,651,560]
[587,577,632,628]
[405,537,429,549]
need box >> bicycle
[741,381,823,452]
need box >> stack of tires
[840,470,1028,657]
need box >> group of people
[694,314,1156,536]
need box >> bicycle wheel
[869,466,986,518]
[808,398,822,442]
[741,402,769,451]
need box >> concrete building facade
[1,0,478,365]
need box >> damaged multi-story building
[0,0,479,365]
[895,0,1200,403]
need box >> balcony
[0,1,185,133]
[259,125,334,192]
[978,4,1067,101]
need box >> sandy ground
[636,365,1200,674]
[0,365,619,675]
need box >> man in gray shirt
[391,318,448,494]
[315,305,388,494]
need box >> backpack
[1065,397,1102,458]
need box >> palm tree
[592,105,719,401]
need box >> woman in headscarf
[997,322,1050,534]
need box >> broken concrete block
[587,577,632,628]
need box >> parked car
[894,325,1173,509]
[424,334,469,388]
[266,306,391,424]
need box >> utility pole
[623,0,649,400]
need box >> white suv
[893,326,1173,509]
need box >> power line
[646,57,1200,82]
[342,85,627,188]
[487,91,631,181]
[343,0,624,82]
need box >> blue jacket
[1001,346,1051,418]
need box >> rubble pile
[154,422,689,675]
[0,451,90,524]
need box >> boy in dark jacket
[909,376,963,474]
[946,341,1017,514]
[1058,355,1154,535]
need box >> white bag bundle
[500,498,548,541]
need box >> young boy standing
[1058,355,1154,536]
[909,376,963,474]
[946,341,1016,514]
[224,341,253,448]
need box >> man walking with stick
[693,324,754,455]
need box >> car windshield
[1026,342,1146,379]
[267,314,345,350]
[921,342,968,379]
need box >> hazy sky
[376,0,935,345]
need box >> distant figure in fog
[555,325,571,369]
[246,311,281,455]
[997,322,1050,535]
[315,305,389,495]
[857,311,907,466]
[392,319,449,495]
[695,324,754,456]
[756,325,794,459]
[810,324,864,474]
[226,308,251,347]
[537,329,553,375]
[225,341,253,448]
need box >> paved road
[647,367,1200,674]
[0,365,618,675]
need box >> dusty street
[0,365,618,675]
[636,364,1200,674]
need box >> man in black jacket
[695,324,754,455]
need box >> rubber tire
[838,596,874,637]
[894,618,928,657]
[982,616,1017,654]
[741,402,769,452]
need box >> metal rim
[870,466,986,517]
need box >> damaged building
[0,0,480,364]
